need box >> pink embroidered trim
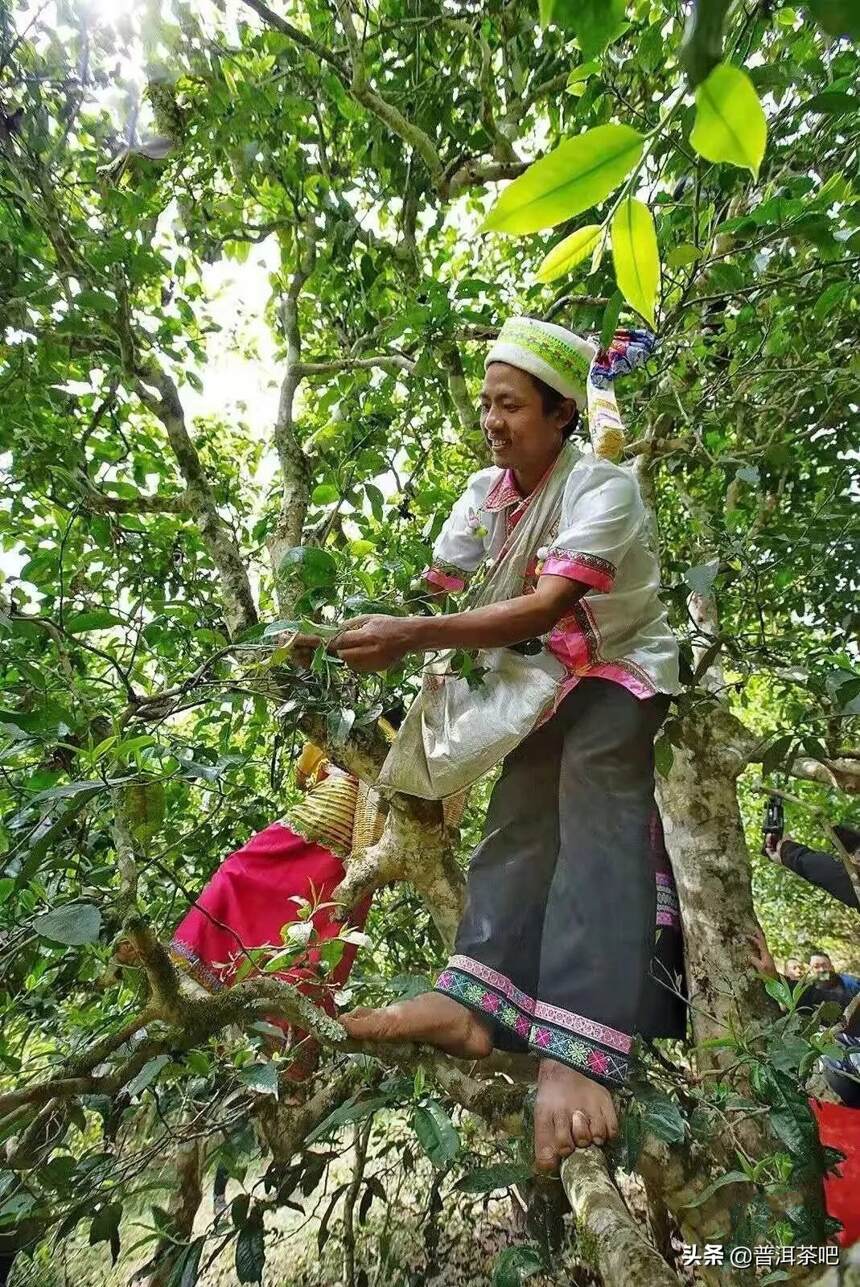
[540,551,615,593]
[588,662,657,700]
[656,911,678,927]
[446,954,536,1014]
[592,669,659,700]
[533,1001,633,1053]
[445,955,633,1053]
[424,565,465,592]
[484,469,524,512]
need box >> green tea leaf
[64,610,123,634]
[483,125,643,235]
[690,63,767,176]
[611,198,660,327]
[682,1169,750,1208]
[126,1054,170,1098]
[808,0,860,39]
[235,1211,266,1284]
[492,1245,544,1287]
[536,224,601,283]
[238,1062,279,1099]
[540,0,626,58]
[33,902,102,946]
[413,1100,460,1167]
[804,92,860,115]
[167,1237,204,1287]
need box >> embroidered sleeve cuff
[424,565,467,593]
[539,548,616,593]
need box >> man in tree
[324,320,682,1171]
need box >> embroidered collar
[483,454,563,514]
[483,469,524,513]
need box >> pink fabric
[171,821,371,1016]
[541,551,614,593]
[424,565,466,593]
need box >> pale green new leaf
[610,198,660,327]
[483,125,643,235]
[535,224,601,282]
[690,63,767,176]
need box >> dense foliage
[1,0,858,1282]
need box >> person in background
[784,957,806,983]
[750,933,855,1016]
[808,949,860,999]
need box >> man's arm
[772,837,860,911]
[330,575,586,672]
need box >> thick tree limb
[135,364,257,637]
[268,223,316,607]
[296,354,414,376]
[446,158,530,196]
[561,1148,681,1287]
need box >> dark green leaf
[125,1055,170,1098]
[804,91,860,114]
[654,736,674,778]
[682,1169,750,1208]
[235,1211,266,1284]
[808,0,860,39]
[683,560,719,596]
[278,546,337,588]
[492,1245,545,1287]
[238,1063,279,1099]
[600,290,623,351]
[305,1095,394,1143]
[635,1088,686,1143]
[679,0,732,87]
[89,1202,122,1263]
[413,1101,460,1168]
[64,610,123,633]
[761,734,794,775]
[33,903,102,946]
[167,1237,205,1287]
[455,1162,531,1194]
[539,0,627,58]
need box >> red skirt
[170,821,371,1021]
[811,1098,860,1247]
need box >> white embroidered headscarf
[485,317,655,461]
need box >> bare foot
[534,1058,618,1172]
[340,991,493,1059]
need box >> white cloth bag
[377,444,578,799]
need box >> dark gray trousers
[435,678,675,1087]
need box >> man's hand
[329,615,416,673]
[749,927,778,978]
[764,834,787,863]
[275,631,323,670]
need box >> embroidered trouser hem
[443,678,674,1090]
[435,960,630,1087]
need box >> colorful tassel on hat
[587,329,656,460]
